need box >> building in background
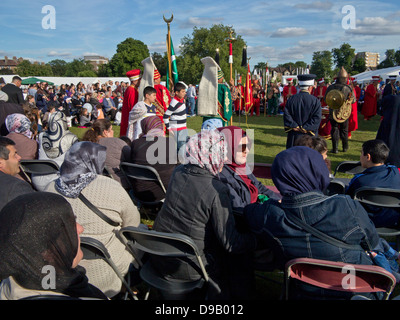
[84,55,109,71]
[355,52,380,70]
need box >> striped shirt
[163,97,187,131]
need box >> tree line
[2,24,398,85]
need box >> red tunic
[362,84,377,120]
[282,85,297,108]
[348,88,359,137]
[120,86,138,137]
[313,85,327,107]
[154,84,171,130]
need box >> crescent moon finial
[163,14,174,24]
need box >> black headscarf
[272,146,330,197]
[376,95,400,167]
[55,141,107,198]
[0,192,106,299]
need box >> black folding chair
[19,159,60,187]
[118,226,220,300]
[325,179,346,196]
[334,161,364,176]
[79,236,139,300]
[354,187,400,249]
[120,162,167,219]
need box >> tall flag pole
[244,57,253,117]
[164,14,178,92]
[225,27,236,82]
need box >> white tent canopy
[353,66,400,84]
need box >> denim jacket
[244,191,382,269]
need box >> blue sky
[0,0,399,69]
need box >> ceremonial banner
[197,57,219,116]
[244,63,253,114]
[229,43,233,64]
[138,56,156,101]
[166,36,179,91]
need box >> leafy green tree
[378,49,396,69]
[179,24,247,84]
[77,70,97,77]
[48,59,67,76]
[15,60,53,76]
[310,51,333,80]
[64,59,95,77]
[352,57,366,74]
[152,52,168,79]
[332,43,355,72]
[395,50,400,66]
[107,38,149,76]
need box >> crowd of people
[0,64,400,301]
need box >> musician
[383,75,398,98]
[313,78,331,139]
[266,82,280,116]
[325,67,354,153]
[282,78,297,109]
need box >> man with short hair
[346,139,400,228]
[1,76,24,105]
[0,137,34,210]
[186,84,197,117]
[283,74,322,149]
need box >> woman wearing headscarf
[82,119,131,189]
[0,192,107,300]
[152,130,257,300]
[45,141,141,298]
[129,115,177,202]
[244,146,399,299]
[217,126,280,214]
[32,111,78,191]
[5,113,38,160]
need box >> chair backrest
[19,159,60,175]
[325,179,346,196]
[120,162,166,194]
[354,187,400,208]
[79,236,138,300]
[285,257,396,300]
[118,226,208,282]
[334,161,364,176]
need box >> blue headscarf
[272,146,330,197]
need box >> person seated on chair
[152,130,257,300]
[82,119,131,190]
[129,115,177,203]
[0,192,108,300]
[346,139,400,229]
[244,146,400,300]
[5,113,38,160]
[217,126,281,214]
[0,137,34,211]
[45,141,141,299]
[32,111,78,191]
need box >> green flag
[166,36,179,91]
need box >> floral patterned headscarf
[5,113,33,139]
[184,129,227,176]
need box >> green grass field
[70,112,392,300]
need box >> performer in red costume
[153,67,171,128]
[120,69,141,137]
[348,78,359,138]
[313,78,330,139]
[362,76,380,121]
[282,78,297,109]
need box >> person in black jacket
[152,130,257,300]
[1,76,24,105]
[0,137,34,211]
[217,126,280,214]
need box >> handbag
[286,214,365,251]
[78,193,119,227]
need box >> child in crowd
[163,82,188,154]
[79,107,92,128]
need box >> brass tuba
[324,67,353,123]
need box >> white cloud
[346,16,400,36]
[179,17,224,29]
[270,27,308,38]
[294,1,333,10]
[47,50,72,57]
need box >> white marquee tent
[353,66,400,84]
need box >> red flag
[244,63,253,114]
